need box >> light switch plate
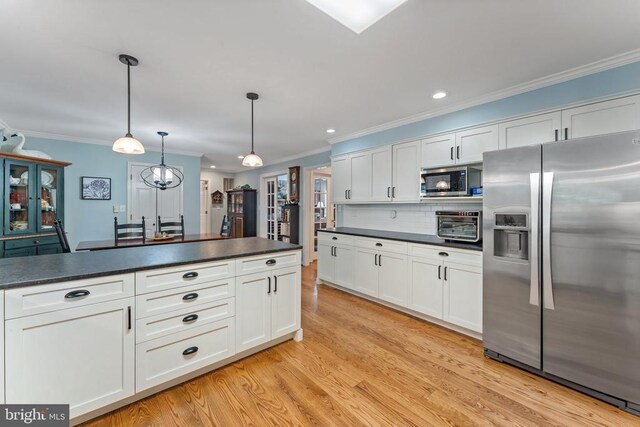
[113,205,119,213]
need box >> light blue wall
[21,137,201,250]
[333,60,640,154]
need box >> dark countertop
[318,227,482,252]
[0,237,302,290]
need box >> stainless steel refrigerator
[483,130,640,415]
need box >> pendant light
[242,92,263,167]
[140,132,184,190]
[112,54,145,154]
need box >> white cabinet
[317,242,335,282]
[561,95,640,140]
[334,245,355,289]
[443,262,482,333]
[370,146,393,202]
[455,124,499,163]
[354,248,380,297]
[498,112,562,149]
[236,265,301,353]
[391,141,420,202]
[349,151,372,202]
[408,256,443,319]
[5,298,135,418]
[354,246,408,305]
[331,155,350,203]
[421,133,456,168]
[318,235,355,289]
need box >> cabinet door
[36,243,63,255]
[271,266,301,339]
[455,124,499,164]
[37,165,63,233]
[331,155,350,203]
[443,262,482,333]
[370,146,392,202]
[421,133,455,168]
[235,272,271,352]
[392,141,420,202]
[5,160,36,235]
[378,252,408,306]
[5,298,135,418]
[561,95,640,140]
[498,112,561,149]
[354,248,380,297]
[408,257,443,319]
[317,243,335,282]
[334,244,355,290]
[349,151,372,202]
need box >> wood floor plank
[81,262,640,427]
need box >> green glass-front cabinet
[2,153,70,258]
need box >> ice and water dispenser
[493,213,529,260]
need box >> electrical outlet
[113,205,119,213]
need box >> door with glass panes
[264,174,288,241]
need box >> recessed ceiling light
[210,165,216,169]
[326,128,336,134]
[238,155,244,159]
[432,91,447,99]
[305,0,407,34]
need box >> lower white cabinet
[317,239,355,290]
[236,265,301,353]
[408,256,444,319]
[443,261,483,333]
[354,248,408,305]
[354,248,380,297]
[5,298,135,418]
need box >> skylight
[305,0,408,34]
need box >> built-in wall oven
[436,211,482,242]
[420,165,481,197]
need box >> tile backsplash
[338,202,483,235]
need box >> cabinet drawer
[136,317,235,392]
[354,237,408,254]
[409,244,482,266]
[4,236,58,249]
[136,297,235,343]
[317,232,354,246]
[136,277,235,319]
[5,274,134,319]
[235,250,300,276]
[135,260,235,295]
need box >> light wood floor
[82,263,638,427]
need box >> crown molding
[328,48,640,144]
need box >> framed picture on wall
[81,176,111,200]
[288,166,300,202]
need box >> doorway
[304,166,333,263]
[200,180,210,234]
[261,172,288,241]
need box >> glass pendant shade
[242,152,263,167]
[113,134,145,154]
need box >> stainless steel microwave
[420,165,481,197]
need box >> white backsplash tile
[338,203,482,235]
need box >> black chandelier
[140,131,184,190]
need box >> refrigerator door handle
[542,171,555,310]
[529,173,540,307]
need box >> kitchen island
[0,237,303,425]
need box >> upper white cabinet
[561,95,640,140]
[421,133,456,168]
[392,141,420,202]
[331,155,350,204]
[349,151,372,202]
[370,146,393,202]
[455,124,499,164]
[499,112,562,149]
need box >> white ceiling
[1,0,640,172]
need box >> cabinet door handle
[374,254,378,266]
[564,127,568,140]
[182,292,199,301]
[554,129,559,141]
[387,187,391,198]
[274,275,278,293]
[379,255,382,267]
[33,240,40,245]
[345,190,348,199]
[375,242,383,247]
[332,236,337,240]
[266,259,276,265]
[450,146,454,160]
[182,346,199,356]
[334,247,337,257]
[456,146,460,160]
[127,306,132,330]
[183,314,199,323]
[444,266,448,281]
[392,187,396,198]
[65,289,90,299]
[267,276,272,294]
[438,265,442,280]
[438,251,449,257]
[183,271,199,279]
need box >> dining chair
[114,216,146,245]
[53,219,71,253]
[158,215,185,238]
